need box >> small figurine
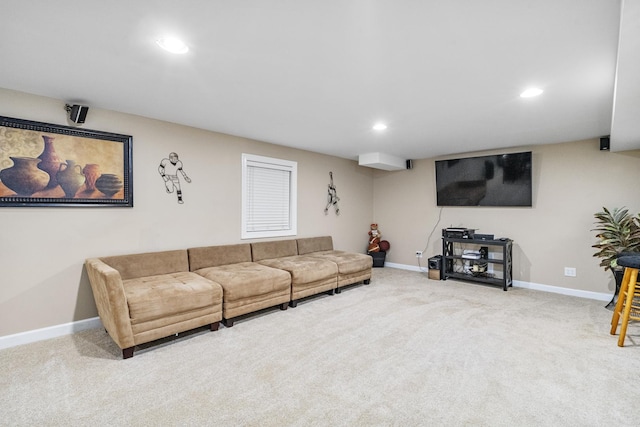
[368,223,381,253]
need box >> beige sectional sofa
[297,236,372,291]
[85,236,372,358]
[85,250,223,359]
[188,243,291,327]
[252,239,339,307]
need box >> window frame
[241,153,298,239]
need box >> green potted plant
[592,206,640,308]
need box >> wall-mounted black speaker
[600,136,610,151]
[67,104,89,124]
[406,159,413,169]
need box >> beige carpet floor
[1,267,640,426]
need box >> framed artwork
[0,116,133,207]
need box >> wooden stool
[610,255,640,346]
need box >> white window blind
[242,154,297,239]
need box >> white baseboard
[387,263,612,302]
[384,261,428,272]
[512,280,610,301]
[0,317,102,351]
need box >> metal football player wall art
[324,171,340,215]
[158,152,191,204]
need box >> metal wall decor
[324,171,340,215]
[158,152,191,204]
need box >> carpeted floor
[1,267,639,426]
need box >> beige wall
[0,88,373,336]
[373,142,640,294]
[3,86,640,339]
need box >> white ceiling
[1,0,638,161]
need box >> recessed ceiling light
[373,123,387,131]
[156,37,189,54]
[520,88,543,98]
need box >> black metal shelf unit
[441,235,513,291]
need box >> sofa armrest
[85,258,135,349]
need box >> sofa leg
[223,318,235,328]
[326,289,335,296]
[364,279,371,285]
[289,300,298,308]
[279,303,288,310]
[122,347,134,359]
[210,322,220,331]
[335,287,342,294]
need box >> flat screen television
[435,151,532,207]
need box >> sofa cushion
[311,250,373,274]
[124,272,222,324]
[194,262,291,301]
[188,244,252,271]
[251,239,298,262]
[297,236,333,255]
[101,250,189,280]
[258,256,337,284]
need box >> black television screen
[435,151,532,207]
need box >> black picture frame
[0,116,133,207]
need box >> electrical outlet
[415,251,423,258]
[564,267,576,277]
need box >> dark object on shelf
[475,234,494,241]
[442,234,513,291]
[369,251,386,267]
[443,227,475,239]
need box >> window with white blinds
[241,154,297,239]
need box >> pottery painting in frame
[0,116,133,207]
